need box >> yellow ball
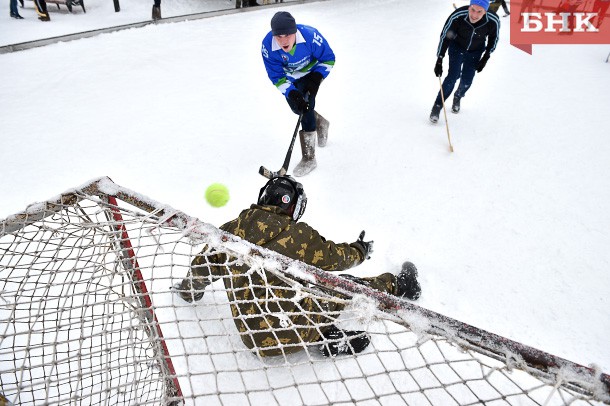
[205,183,230,208]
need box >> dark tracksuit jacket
[436,6,500,58]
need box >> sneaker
[10,12,24,19]
[319,325,370,357]
[395,261,421,300]
[451,96,461,114]
[429,103,442,123]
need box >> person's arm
[436,8,465,58]
[293,222,370,272]
[484,14,501,55]
[261,36,297,97]
[477,14,500,72]
[308,27,335,78]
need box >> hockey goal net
[1,177,608,406]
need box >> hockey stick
[259,112,304,179]
[438,77,454,153]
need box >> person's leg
[454,50,483,100]
[434,44,466,106]
[501,0,510,15]
[288,77,317,176]
[33,0,50,20]
[341,261,421,300]
[288,78,316,131]
[175,251,225,302]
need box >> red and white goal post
[1,177,608,406]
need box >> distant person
[152,0,160,20]
[236,0,259,7]
[10,0,24,18]
[175,175,422,357]
[430,0,500,123]
[499,0,510,16]
[33,0,50,21]
[261,11,334,176]
[488,0,510,16]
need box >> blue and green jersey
[261,24,335,98]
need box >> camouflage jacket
[188,204,366,356]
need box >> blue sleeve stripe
[437,10,468,56]
[486,13,501,53]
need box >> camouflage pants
[178,257,397,356]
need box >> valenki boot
[293,130,317,177]
[152,5,161,20]
[315,111,330,147]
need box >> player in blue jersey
[430,0,500,123]
[261,12,335,176]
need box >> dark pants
[286,74,317,132]
[435,43,483,106]
[500,0,510,14]
[33,0,48,15]
[10,0,19,14]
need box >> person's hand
[304,71,324,98]
[476,53,490,72]
[434,57,443,77]
[288,90,309,114]
[352,230,374,260]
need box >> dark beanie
[271,11,297,36]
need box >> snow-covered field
[1,0,609,383]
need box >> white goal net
[1,177,609,406]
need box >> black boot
[452,96,461,114]
[173,277,209,302]
[152,5,161,20]
[319,325,370,357]
[395,261,421,300]
[10,12,24,18]
[430,103,442,123]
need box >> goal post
[105,194,182,404]
[1,177,609,405]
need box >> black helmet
[258,176,307,221]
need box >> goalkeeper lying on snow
[175,175,421,357]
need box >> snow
[1,0,609,383]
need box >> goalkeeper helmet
[258,176,307,221]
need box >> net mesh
[1,177,608,406]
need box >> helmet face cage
[258,176,307,221]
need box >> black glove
[303,71,324,98]
[288,90,309,114]
[352,230,374,260]
[476,52,490,72]
[434,57,443,77]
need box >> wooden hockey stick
[259,113,303,179]
[438,77,454,153]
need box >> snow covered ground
[1,0,609,382]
